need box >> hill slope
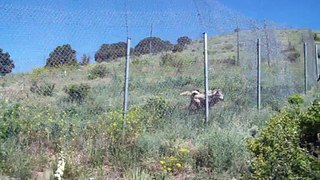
[0,29,319,179]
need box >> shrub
[172,44,184,53]
[314,33,320,41]
[195,126,247,175]
[160,53,185,73]
[103,107,146,144]
[288,94,304,105]
[88,64,108,80]
[299,99,320,158]
[63,84,90,103]
[286,47,300,62]
[30,81,55,96]
[246,98,320,179]
[143,96,171,121]
[222,44,234,50]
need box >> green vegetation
[0,48,15,76]
[0,30,319,179]
[95,42,127,62]
[88,64,109,80]
[45,44,78,67]
[246,96,320,179]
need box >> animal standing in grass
[180,89,224,111]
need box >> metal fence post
[123,38,131,124]
[235,27,240,66]
[304,42,307,94]
[203,33,209,124]
[257,39,261,111]
[316,44,319,86]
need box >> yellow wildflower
[179,148,190,153]
[176,163,182,168]
[160,160,165,165]
[167,167,172,172]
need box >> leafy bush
[246,98,320,179]
[195,126,247,175]
[30,81,55,96]
[288,94,304,105]
[299,99,320,158]
[45,44,78,67]
[222,44,234,50]
[286,47,300,62]
[63,84,91,103]
[172,44,184,53]
[0,48,15,76]
[314,33,320,41]
[160,53,185,73]
[88,64,108,80]
[143,96,171,121]
[103,107,146,145]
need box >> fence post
[123,38,131,124]
[257,39,261,111]
[203,32,209,124]
[304,42,307,94]
[235,27,240,66]
[316,44,319,86]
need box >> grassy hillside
[0,29,319,179]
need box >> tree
[177,36,192,47]
[80,54,90,66]
[172,36,192,53]
[0,48,15,76]
[134,37,173,56]
[45,44,77,67]
[95,42,127,62]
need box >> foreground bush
[246,97,320,179]
[88,64,108,80]
[63,84,90,103]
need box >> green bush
[194,126,247,175]
[143,96,171,121]
[246,98,320,179]
[103,107,146,144]
[88,64,108,80]
[30,81,55,96]
[286,47,300,62]
[63,84,91,103]
[160,53,185,73]
[314,33,320,41]
[299,99,320,158]
[288,94,304,105]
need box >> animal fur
[181,89,224,111]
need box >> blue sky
[0,0,319,73]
